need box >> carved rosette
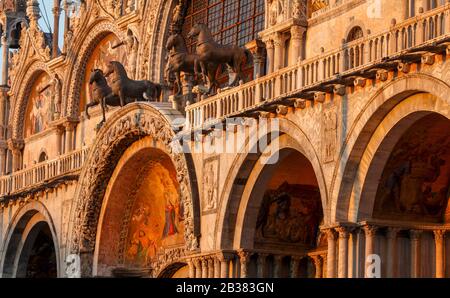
[68,103,198,275]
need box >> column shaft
[326,229,337,278]
[434,230,445,278]
[410,230,422,278]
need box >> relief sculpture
[256,182,322,247]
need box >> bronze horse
[104,61,162,106]
[86,69,122,126]
[165,32,219,95]
[187,23,253,87]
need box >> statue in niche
[112,31,139,79]
[256,182,322,246]
[203,159,218,211]
[268,0,284,26]
[51,74,62,118]
[292,0,307,19]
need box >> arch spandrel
[66,102,200,277]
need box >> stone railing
[0,147,88,197]
[185,5,450,130]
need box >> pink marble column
[363,225,378,278]
[410,230,422,278]
[336,226,350,278]
[325,229,338,278]
[433,230,446,278]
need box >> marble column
[201,257,208,278]
[64,122,75,152]
[188,259,195,278]
[273,255,283,278]
[217,253,230,278]
[326,229,337,278]
[290,256,301,278]
[290,26,305,65]
[214,257,221,278]
[264,39,275,74]
[336,226,350,278]
[321,255,327,278]
[386,227,400,278]
[273,33,283,71]
[0,145,6,175]
[311,255,323,278]
[257,253,268,278]
[1,35,9,86]
[363,225,378,278]
[52,0,61,59]
[237,250,251,278]
[410,230,422,278]
[433,230,446,278]
[194,258,202,278]
[207,257,214,278]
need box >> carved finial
[26,0,40,23]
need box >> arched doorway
[1,208,59,278]
[231,145,325,278]
[94,137,186,277]
[16,222,57,278]
[362,112,450,277]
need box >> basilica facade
[0,0,449,278]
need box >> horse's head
[187,23,203,40]
[166,33,178,50]
[89,69,104,84]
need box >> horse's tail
[244,49,254,66]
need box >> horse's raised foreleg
[85,101,97,119]
[119,90,125,107]
[200,61,210,89]
[175,71,182,96]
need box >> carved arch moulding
[66,102,200,277]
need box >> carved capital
[237,249,252,264]
[363,225,378,237]
[409,230,422,241]
[386,227,401,240]
[433,230,446,242]
[290,26,305,40]
[324,228,338,241]
[7,138,24,151]
[335,226,351,239]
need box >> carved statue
[269,0,284,26]
[187,23,253,91]
[112,31,139,79]
[104,61,162,106]
[51,74,62,118]
[165,32,219,96]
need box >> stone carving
[51,74,62,119]
[256,182,322,247]
[104,61,162,106]
[68,105,198,276]
[321,105,337,163]
[269,0,284,26]
[202,157,219,212]
[112,31,139,79]
[292,0,307,20]
[187,24,253,93]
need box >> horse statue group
[86,61,162,127]
[165,23,253,96]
